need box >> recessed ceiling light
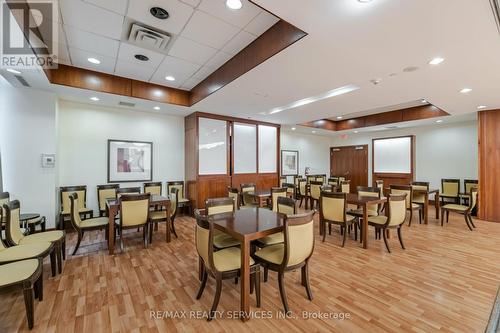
[226,0,242,10]
[337,116,343,120]
[460,88,472,94]
[6,68,21,74]
[150,7,169,19]
[429,57,445,65]
[358,0,373,2]
[135,54,149,61]
[87,57,100,64]
[354,130,359,133]
[291,127,296,131]
[435,120,443,123]
[421,99,427,103]
[312,130,316,134]
[154,106,160,110]
[90,97,99,101]
[165,75,175,81]
[477,105,487,109]
[269,84,359,115]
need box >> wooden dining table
[212,208,284,321]
[105,195,171,255]
[247,190,271,207]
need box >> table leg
[166,204,171,243]
[435,193,440,219]
[362,205,368,249]
[108,207,116,255]
[240,238,250,322]
[424,193,429,224]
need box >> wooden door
[330,145,368,193]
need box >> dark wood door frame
[330,145,369,193]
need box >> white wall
[57,101,185,214]
[0,78,58,227]
[280,130,331,181]
[330,121,478,189]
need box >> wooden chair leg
[208,277,222,321]
[255,269,261,307]
[322,222,327,243]
[302,263,313,301]
[464,214,473,231]
[23,285,35,329]
[446,211,449,223]
[49,250,56,277]
[441,209,445,226]
[397,227,405,250]
[72,232,83,255]
[36,274,43,301]
[264,266,269,282]
[277,271,290,313]
[341,226,347,247]
[196,269,208,299]
[328,223,331,235]
[250,273,254,294]
[56,243,62,274]
[354,223,358,241]
[382,228,391,253]
[467,214,476,228]
[171,218,178,238]
[62,239,66,260]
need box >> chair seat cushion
[80,217,108,229]
[62,208,92,215]
[213,247,254,272]
[213,233,240,249]
[368,216,388,225]
[254,244,284,265]
[149,211,168,220]
[0,259,39,287]
[412,198,425,204]
[411,203,421,209]
[442,204,468,212]
[19,230,64,244]
[0,242,52,263]
[349,209,378,217]
[178,198,190,204]
[25,217,43,225]
[257,232,284,246]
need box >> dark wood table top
[247,190,271,198]
[212,208,284,241]
[106,195,170,207]
[346,193,387,205]
[19,213,40,221]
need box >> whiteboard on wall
[258,125,277,173]
[198,118,227,175]
[233,123,257,174]
[373,137,412,173]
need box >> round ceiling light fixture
[226,0,243,10]
[134,54,149,61]
[87,57,101,64]
[165,75,175,81]
[150,7,169,19]
[358,0,373,2]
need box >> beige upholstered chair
[59,186,93,230]
[461,179,478,205]
[320,191,357,246]
[321,184,335,192]
[297,178,307,208]
[390,184,422,226]
[255,197,295,249]
[195,215,260,321]
[349,186,381,218]
[253,211,315,313]
[240,183,257,207]
[96,184,119,217]
[367,194,407,253]
[69,193,108,255]
[167,181,192,216]
[115,193,151,252]
[411,181,429,210]
[0,234,54,276]
[4,200,65,274]
[0,259,43,329]
[375,180,385,198]
[340,180,350,194]
[227,187,240,210]
[279,176,287,187]
[277,197,296,216]
[306,175,316,184]
[205,198,240,249]
[116,187,141,197]
[293,175,302,198]
[1,192,10,241]
[271,187,287,212]
[309,181,323,209]
[316,175,326,184]
[441,187,478,231]
[283,183,296,199]
[441,179,460,204]
[149,188,179,241]
[328,177,339,187]
[144,182,162,196]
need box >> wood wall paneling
[478,110,500,222]
[131,80,190,106]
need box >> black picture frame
[281,150,299,176]
[107,139,153,183]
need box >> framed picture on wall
[281,150,299,176]
[108,139,153,182]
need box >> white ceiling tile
[244,11,279,36]
[168,36,217,65]
[69,47,116,74]
[181,10,239,49]
[179,0,201,7]
[222,30,256,55]
[181,76,203,90]
[53,42,71,64]
[198,0,261,28]
[204,51,232,69]
[83,0,129,15]
[192,66,214,80]
[60,0,124,39]
[156,56,200,77]
[127,0,194,35]
[64,26,119,57]
[117,43,165,68]
[149,73,183,89]
[114,60,157,81]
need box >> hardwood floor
[1,207,499,332]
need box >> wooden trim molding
[302,105,449,132]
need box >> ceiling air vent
[128,23,171,52]
[119,101,135,107]
[490,0,500,33]
[14,75,30,87]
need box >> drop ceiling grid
[53,0,279,90]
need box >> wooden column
[478,110,500,222]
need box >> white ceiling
[48,0,278,90]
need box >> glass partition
[198,118,227,175]
[258,125,277,173]
[233,123,257,174]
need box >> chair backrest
[119,193,150,227]
[390,184,412,209]
[375,180,384,193]
[338,176,346,183]
[116,187,141,198]
[283,183,296,197]
[320,191,347,223]
[315,175,325,184]
[293,175,302,187]
[387,194,407,226]
[0,192,10,223]
[442,179,460,197]
[60,185,87,213]
[69,193,83,230]
[298,178,307,196]
[340,180,350,194]
[144,182,162,196]
[283,211,315,267]
[306,175,316,184]
[167,181,185,200]
[271,187,288,212]
[4,200,24,245]
[464,180,478,195]
[411,181,429,202]
[97,184,119,212]
[206,197,235,216]
[328,177,338,187]
[279,176,287,187]
[357,186,381,213]
[194,209,213,272]
[469,187,478,211]
[169,188,179,218]
[227,187,240,209]
[321,185,334,193]
[240,183,255,193]
[310,181,323,200]
[277,197,296,215]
